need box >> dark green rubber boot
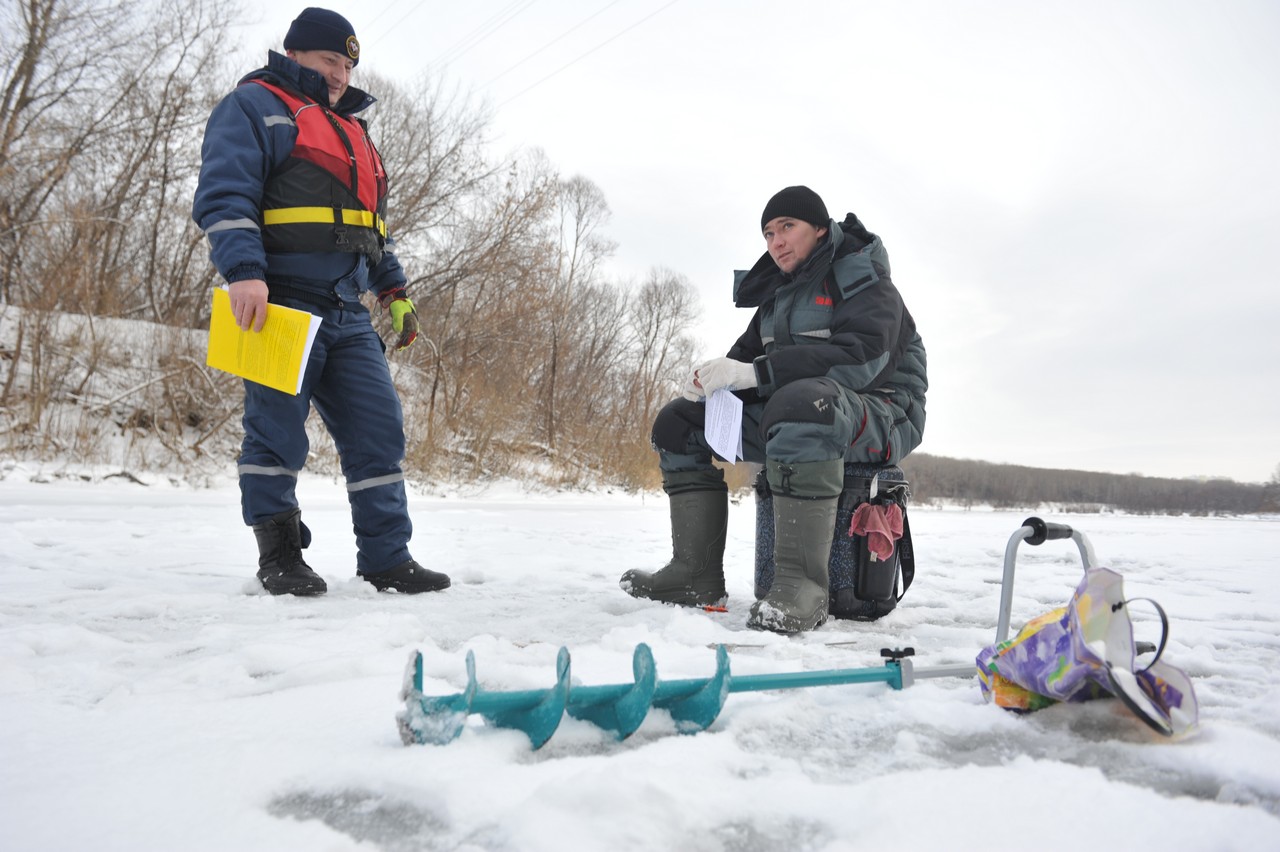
[619,470,727,607]
[747,459,842,633]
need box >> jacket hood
[733,212,884,308]
[240,50,376,116]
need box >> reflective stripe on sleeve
[206,217,261,235]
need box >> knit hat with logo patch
[284,8,360,66]
[760,185,829,231]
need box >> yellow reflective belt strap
[262,207,386,237]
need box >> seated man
[620,186,927,633]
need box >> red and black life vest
[250,79,389,260]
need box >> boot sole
[746,602,827,634]
[260,581,327,597]
[619,571,725,608]
[362,576,451,594]
[620,581,726,608]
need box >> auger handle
[1021,516,1073,545]
[995,516,1097,645]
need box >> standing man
[620,186,927,632]
[193,8,448,596]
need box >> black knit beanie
[760,185,829,231]
[284,8,360,66]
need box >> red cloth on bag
[849,502,904,560]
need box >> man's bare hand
[229,279,269,332]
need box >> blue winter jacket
[192,51,407,306]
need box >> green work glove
[388,298,419,351]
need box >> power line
[365,0,417,31]
[496,0,682,108]
[366,0,535,71]
[483,0,627,87]
[429,1,538,73]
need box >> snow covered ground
[3,470,1279,851]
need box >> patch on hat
[346,35,360,62]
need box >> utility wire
[429,1,538,74]
[366,0,535,72]
[365,0,416,31]
[496,0,682,107]
[483,0,626,87]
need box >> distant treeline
[898,453,1277,516]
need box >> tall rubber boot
[252,508,327,597]
[747,458,842,633]
[619,473,727,607]
[747,494,836,632]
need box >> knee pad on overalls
[760,378,855,464]
[651,397,708,454]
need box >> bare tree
[572,267,700,488]
[361,70,506,255]
[2,0,127,304]
[1,0,231,308]
[626,268,698,424]
[0,0,242,461]
[0,1,708,490]
[539,174,618,449]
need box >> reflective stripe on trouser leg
[237,464,303,525]
[344,473,412,574]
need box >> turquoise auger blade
[400,644,913,749]
[473,647,572,749]
[565,643,658,739]
[651,644,732,733]
[396,649,478,746]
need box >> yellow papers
[205,288,322,395]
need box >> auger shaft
[728,666,904,692]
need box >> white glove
[684,358,757,400]
[682,372,703,402]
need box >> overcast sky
[236,1,1280,483]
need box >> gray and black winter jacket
[729,213,928,457]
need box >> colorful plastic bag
[976,567,1199,737]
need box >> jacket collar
[241,51,376,116]
[734,219,839,308]
[733,214,882,308]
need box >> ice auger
[398,517,1096,748]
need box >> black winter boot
[360,560,451,594]
[252,508,327,597]
[620,472,728,607]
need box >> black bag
[754,463,915,621]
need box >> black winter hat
[284,7,360,66]
[760,185,829,231]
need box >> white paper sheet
[705,388,743,462]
